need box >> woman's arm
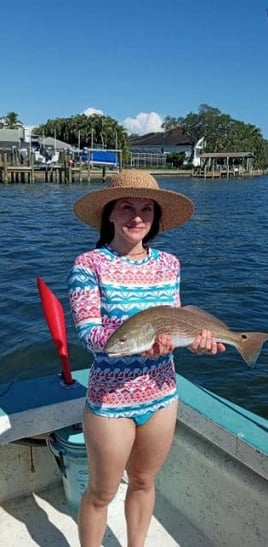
[68,256,118,353]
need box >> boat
[0,281,267,546]
[0,366,267,546]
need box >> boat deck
[0,482,180,547]
[1,373,267,546]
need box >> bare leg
[125,400,178,547]
[78,407,136,547]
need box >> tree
[30,105,268,168]
[176,105,268,167]
[1,112,23,128]
[161,116,180,131]
[34,113,130,164]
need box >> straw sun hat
[74,169,194,231]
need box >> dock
[0,155,116,184]
[1,151,267,184]
[192,167,267,179]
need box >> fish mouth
[107,348,141,357]
[107,350,129,357]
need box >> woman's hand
[188,329,226,355]
[142,334,176,357]
[142,330,226,357]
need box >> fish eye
[119,336,127,343]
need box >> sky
[1,0,268,137]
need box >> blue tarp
[82,150,118,165]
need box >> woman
[68,170,225,547]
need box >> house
[128,128,204,167]
[0,128,25,151]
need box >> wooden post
[29,150,34,183]
[3,153,8,184]
[63,150,68,183]
[102,165,106,182]
[67,164,72,184]
[87,154,91,183]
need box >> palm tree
[3,112,23,129]
[34,113,130,164]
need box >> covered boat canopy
[82,148,119,166]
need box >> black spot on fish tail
[237,332,268,367]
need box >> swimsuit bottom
[86,395,178,427]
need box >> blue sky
[1,0,268,137]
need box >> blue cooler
[48,424,88,511]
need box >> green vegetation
[33,114,130,164]
[0,112,23,129]
[162,105,268,168]
[166,152,186,168]
[1,105,268,168]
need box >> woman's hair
[96,199,162,248]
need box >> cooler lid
[54,424,85,447]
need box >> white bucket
[48,424,88,511]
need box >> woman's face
[109,197,155,246]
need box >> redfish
[105,305,268,367]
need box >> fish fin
[237,332,268,367]
[182,305,230,329]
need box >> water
[0,176,268,418]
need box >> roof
[129,127,192,146]
[200,152,255,159]
[0,128,23,143]
[38,136,70,149]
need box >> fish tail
[237,332,268,367]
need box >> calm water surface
[0,176,268,418]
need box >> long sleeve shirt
[68,245,180,418]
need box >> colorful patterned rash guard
[68,245,181,419]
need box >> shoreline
[1,166,267,184]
